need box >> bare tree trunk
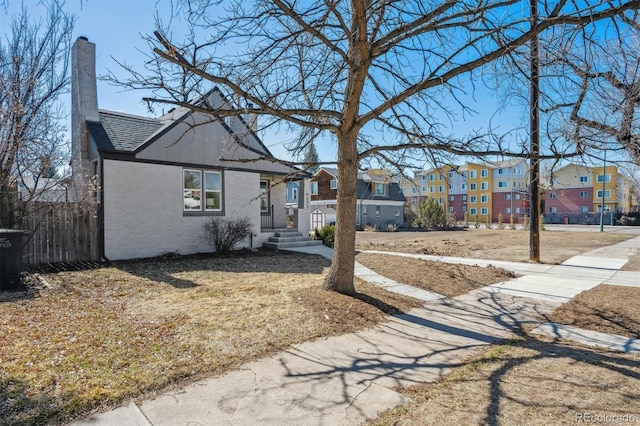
[323,133,358,295]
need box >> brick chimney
[70,36,99,200]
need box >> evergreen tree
[302,142,319,174]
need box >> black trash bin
[0,229,27,290]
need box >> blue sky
[1,1,526,168]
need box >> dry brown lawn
[546,285,640,339]
[0,250,428,424]
[622,253,640,271]
[368,337,640,426]
[356,229,633,264]
[355,253,516,297]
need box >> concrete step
[263,240,324,250]
[274,231,303,238]
[268,236,314,243]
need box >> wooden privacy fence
[20,202,101,266]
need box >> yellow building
[466,162,492,222]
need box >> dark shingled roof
[92,110,163,152]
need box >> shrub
[509,214,516,230]
[413,198,447,230]
[314,224,335,247]
[464,211,469,227]
[202,216,252,253]
[497,212,505,230]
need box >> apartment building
[544,164,633,215]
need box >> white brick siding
[103,160,264,260]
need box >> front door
[260,180,272,229]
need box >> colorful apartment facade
[401,159,531,223]
[544,164,633,215]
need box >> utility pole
[600,150,606,232]
[529,0,541,262]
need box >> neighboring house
[309,167,406,230]
[70,37,311,260]
[17,175,72,202]
[285,181,300,211]
[544,163,632,218]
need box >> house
[70,37,312,260]
[309,167,406,230]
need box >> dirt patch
[355,253,516,297]
[622,252,640,271]
[356,229,633,264]
[0,250,422,425]
[546,285,640,338]
[368,337,640,426]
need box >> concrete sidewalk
[71,236,640,426]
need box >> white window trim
[310,182,318,195]
[330,179,338,189]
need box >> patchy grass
[368,337,640,426]
[546,285,640,338]
[355,253,516,297]
[356,229,633,264]
[0,251,423,424]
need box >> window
[481,195,488,203]
[330,179,337,189]
[470,170,477,178]
[448,171,454,178]
[439,173,445,180]
[481,169,488,177]
[549,193,557,198]
[438,185,444,193]
[462,171,468,178]
[580,206,588,213]
[363,205,368,215]
[462,195,467,201]
[498,168,507,175]
[579,176,588,183]
[514,207,520,213]
[470,183,477,191]
[448,184,453,190]
[462,206,467,212]
[596,190,611,198]
[449,195,455,202]
[421,175,427,181]
[461,183,467,190]
[395,209,400,217]
[310,182,318,195]
[429,185,435,193]
[183,169,222,212]
[412,198,417,205]
[375,183,386,195]
[598,205,611,213]
[504,207,511,213]
[580,191,588,198]
[515,193,521,200]
[412,187,418,194]
[596,174,611,183]
[513,167,520,174]
[375,205,380,215]
[259,180,269,212]
[470,208,477,215]
[481,207,488,215]
[438,197,445,204]
[550,206,557,213]
[470,195,477,203]
[449,206,454,212]
[183,170,202,211]
[498,181,508,188]
[504,194,511,200]
[401,187,406,194]
[292,187,298,201]
[481,182,488,190]
[429,174,435,181]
